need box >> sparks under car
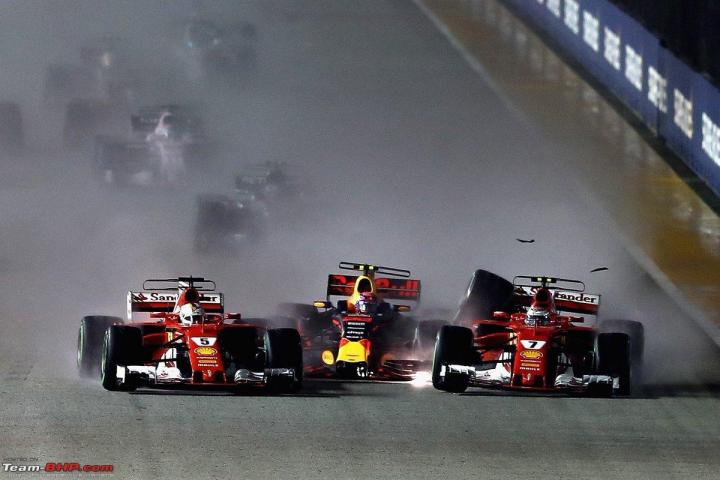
[432,271,644,396]
[76,277,302,392]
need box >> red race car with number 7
[76,277,302,392]
[432,271,644,396]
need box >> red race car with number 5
[76,277,302,392]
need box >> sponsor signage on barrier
[503,0,720,195]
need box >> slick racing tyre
[77,315,122,378]
[596,332,632,396]
[0,102,23,151]
[432,326,474,393]
[265,328,303,392]
[219,326,261,371]
[599,319,644,384]
[101,325,143,391]
[63,99,113,148]
[454,269,514,325]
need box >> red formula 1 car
[76,277,302,392]
[276,262,430,380]
[432,271,644,396]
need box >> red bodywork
[471,287,597,392]
[138,313,260,386]
[126,285,264,387]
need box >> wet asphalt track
[1,1,720,479]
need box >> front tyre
[599,319,644,385]
[265,328,303,392]
[100,325,142,391]
[596,332,632,396]
[432,326,473,393]
[77,315,122,378]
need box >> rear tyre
[0,102,24,151]
[219,327,260,371]
[599,319,644,384]
[454,269,514,325]
[596,332,632,396]
[77,315,122,378]
[265,328,303,392]
[94,136,147,186]
[63,99,112,149]
[432,326,473,393]
[100,325,142,391]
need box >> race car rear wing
[512,287,600,315]
[126,291,224,320]
[326,275,421,302]
[513,275,585,292]
[142,277,216,291]
[338,262,411,278]
[131,105,202,136]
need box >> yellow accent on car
[194,347,217,356]
[337,341,368,363]
[321,350,335,365]
[520,350,543,360]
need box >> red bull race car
[277,262,433,380]
[432,271,644,396]
[76,277,302,392]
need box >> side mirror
[568,315,584,323]
[492,311,510,320]
[394,305,411,313]
[313,300,331,309]
[225,313,242,321]
[336,300,348,313]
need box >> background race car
[193,191,267,253]
[192,162,306,254]
[93,105,215,186]
[43,37,142,148]
[174,18,258,83]
[235,162,305,209]
[433,270,644,396]
[76,277,302,393]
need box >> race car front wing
[440,363,618,393]
[117,365,296,387]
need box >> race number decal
[520,340,546,349]
[191,337,217,347]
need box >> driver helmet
[179,302,205,325]
[525,306,550,326]
[355,292,379,315]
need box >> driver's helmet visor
[179,304,205,324]
[188,313,205,324]
[356,299,378,315]
[525,310,550,326]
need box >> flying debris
[516,238,535,243]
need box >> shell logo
[195,347,218,356]
[520,350,543,360]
